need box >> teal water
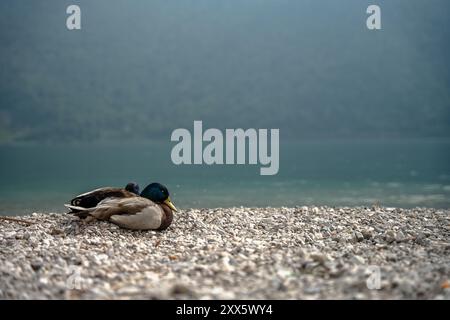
[0,139,449,215]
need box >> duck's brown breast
[157,203,173,230]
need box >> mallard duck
[65,182,177,231]
[69,182,140,210]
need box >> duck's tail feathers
[65,204,87,211]
[64,204,93,218]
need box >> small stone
[221,257,235,272]
[310,252,329,264]
[384,230,396,243]
[50,228,64,236]
[277,268,291,278]
[304,286,321,294]
[210,286,234,299]
[355,231,364,242]
[395,231,406,242]
[4,231,16,239]
[441,280,450,289]
[361,229,373,239]
[116,286,141,295]
[415,233,429,245]
[30,260,44,271]
[171,283,193,295]
[351,255,366,265]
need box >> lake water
[0,139,449,215]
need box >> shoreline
[0,206,449,299]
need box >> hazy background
[0,0,449,214]
[1,0,449,141]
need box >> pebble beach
[0,206,449,300]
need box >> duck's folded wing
[92,197,164,230]
[70,187,137,208]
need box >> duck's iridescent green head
[140,182,177,211]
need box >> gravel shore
[0,206,449,299]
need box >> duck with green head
[65,182,177,230]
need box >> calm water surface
[0,139,449,215]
